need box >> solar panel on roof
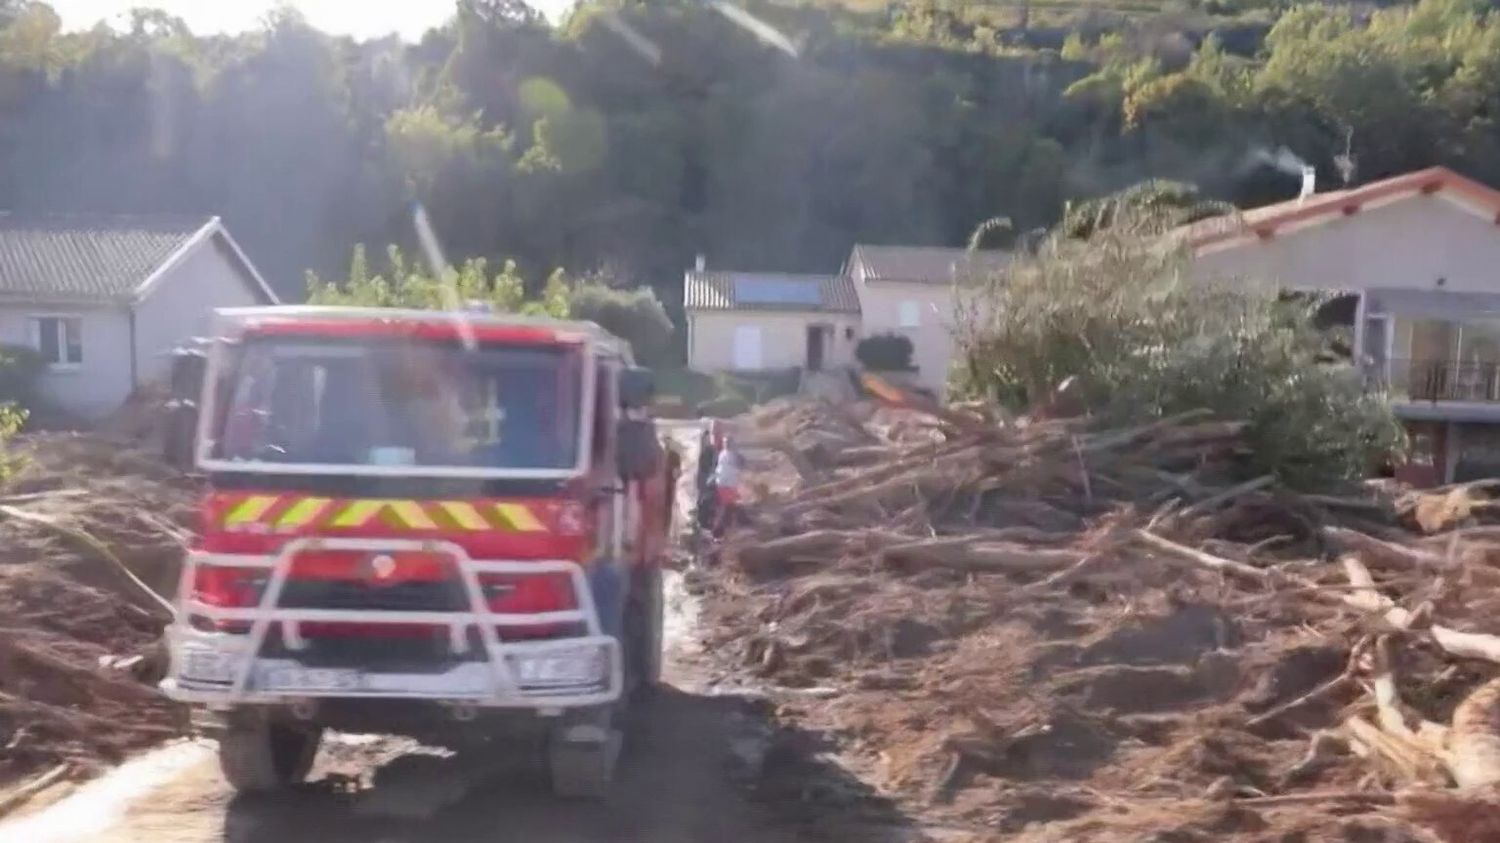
[732,277,823,306]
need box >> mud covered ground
[0,434,195,787]
[689,399,1500,843]
[0,423,927,843]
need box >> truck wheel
[548,729,621,800]
[218,721,322,793]
[627,567,665,693]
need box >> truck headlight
[508,646,608,686]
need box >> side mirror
[619,366,655,410]
[616,418,662,481]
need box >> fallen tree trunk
[1323,526,1452,571]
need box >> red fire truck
[160,306,673,798]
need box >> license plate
[182,650,237,684]
[260,667,362,692]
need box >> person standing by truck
[696,419,722,530]
[711,436,743,537]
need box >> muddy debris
[697,394,1500,841]
[0,433,193,794]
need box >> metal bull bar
[163,537,622,708]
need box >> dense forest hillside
[0,0,1493,314]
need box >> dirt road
[1,424,907,843]
[2,580,811,843]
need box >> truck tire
[629,567,664,691]
[218,721,322,793]
[548,729,622,800]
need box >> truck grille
[260,626,488,670]
[278,580,469,612]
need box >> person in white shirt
[711,438,743,535]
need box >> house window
[898,301,920,328]
[30,316,82,368]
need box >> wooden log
[888,541,1084,572]
[0,691,179,738]
[1322,526,1451,570]
[1431,626,1500,664]
[0,764,70,818]
[1173,475,1275,520]
[1448,677,1500,788]
[962,544,1085,571]
[788,440,976,505]
[1300,493,1391,513]
[1342,715,1448,785]
[1134,529,1269,582]
[0,504,174,620]
[1076,409,1214,452]
[1,637,166,705]
[1247,637,1369,728]
[1418,527,1500,547]
[736,530,852,567]
[1340,556,1415,630]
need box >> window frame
[28,314,84,371]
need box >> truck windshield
[209,336,584,472]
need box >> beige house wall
[855,280,958,395]
[686,310,860,372]
[1190,195,1500,293]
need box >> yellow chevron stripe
[389,500,438,530]
[494,503,545,533]
[331,499,383,528]
[440,501,489,531]
[225,495,278,526]
[276,497,331,528]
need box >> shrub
[721,369,800,404]
[951,209,1405,490]
[0,402,26,482]
[567,283,675,367]
[0,344,45,407]
[698,395,751,418]
[654,368,717,406]
[856,333,916,372]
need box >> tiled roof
[1184,166,1500,251]
[849,244,1009,284]
[684,271,861,314]
[0,213,216,302]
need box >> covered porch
[1358,288,1500,408]
[1357,288,1500,482]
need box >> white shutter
[732,325,763,370]
[898,301,920,328]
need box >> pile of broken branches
[706,397,1500,841]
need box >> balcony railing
[1372,359,1500,403]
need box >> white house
[1184,166,1500,482]
[684,245,1007,396]
[0,214,278,420]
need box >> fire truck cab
[160,306,673,798]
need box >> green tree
[953,209,1405,489]
[567,282,674,365]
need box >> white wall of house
[856,280,959,395]
[0,232,269,421]
[687,311,860,372]
[133,234,267,384]
[1191,195,1500,294]
[0,303,133,419]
